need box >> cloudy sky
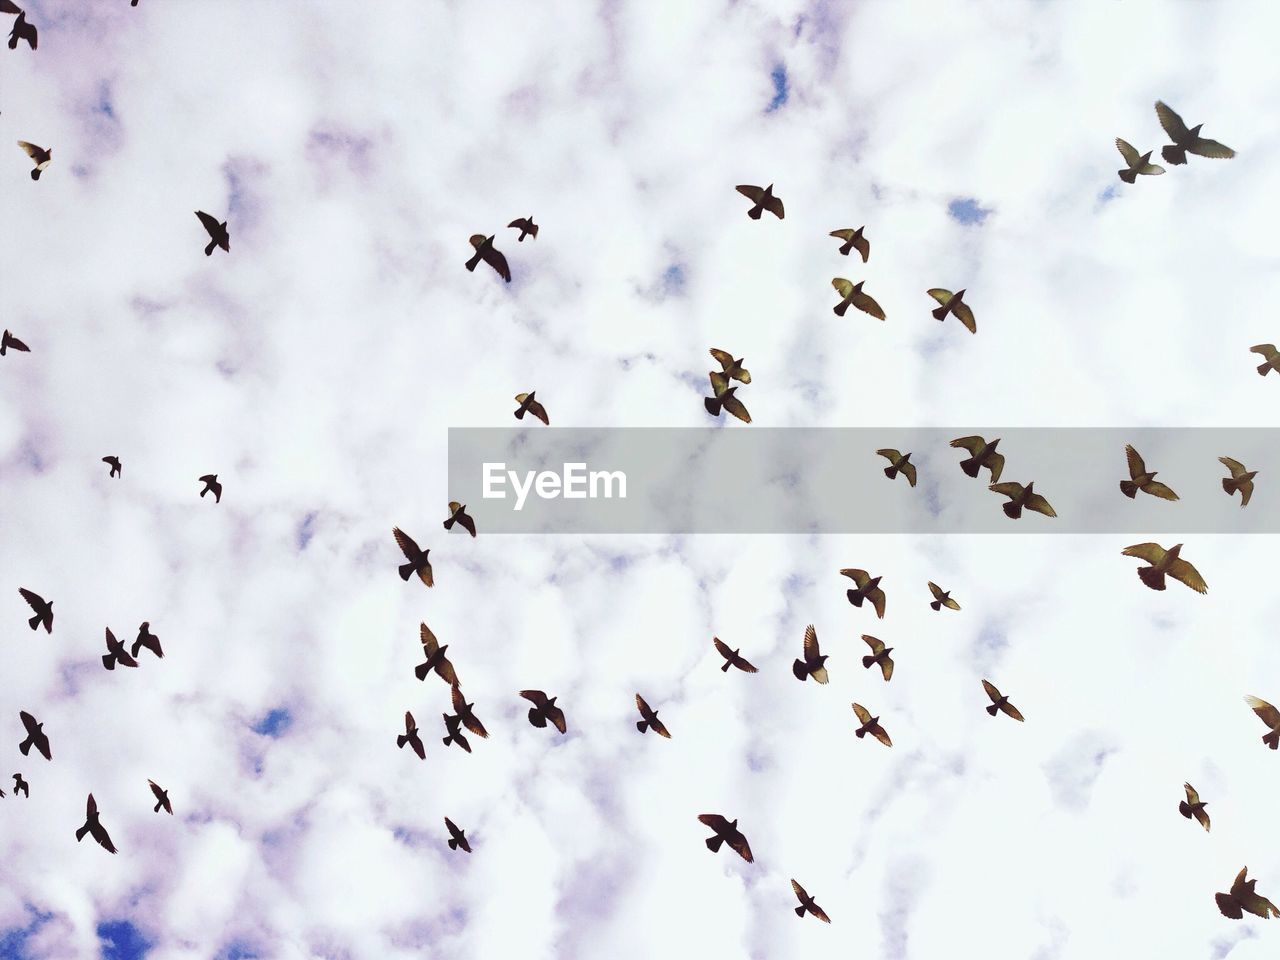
[2,0,1279,957]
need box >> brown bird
[1122,542,1207,594]
[18,588,52,633]
[130,622,163,660]
[791,879,831,923]
[75,794,117,853]
[148,780,172,815]
[840,568,886,618]
[414,622,458,684]
[831,278,885,320]
[851,702,892,747]
[1120,445,1178,500]
[982,680,1025,721]
[792,624,829,683]
[520,690,567,734]
[1156,101,1235,165]
[1216,867,1279,920]
[18,710,50,760]
[927,581,960,612]
[12,774,28,798]
[1245,695,1280,750]
[102,456,122,478]
[876,448,916,487]
[709,348,751,390]
[465,234,511,282]
[704,375,751,423]
[195,211,230,255]
[7,9,36,50]
[441,713,472,753]
[102,628,139,670]
[16,141,50,180]
[950,436,1004,482]
[926,288,976,334]
[393,527,434,586]
[989,481,1056,519]
[829,226,869,261]
[697,814,754,862]
[444,817,472,853]
[1178,782,1210,831]
[1220,457,1257,507]
[1251,344,1280,377]
[861,635,894,682]
[634,694,671,738]
[1114,138,1165,183]
[514,391,550,425]
[508,217,538,241]
[736,183,784,220]
[450,684,489,739]
[397,710,426,759]
[1,329,30,355]
[198,474,222,503]
[713,637,758,674]
[442,501,477,537]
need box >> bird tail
[1178,801,1192,818]
[839,241,853,256]
[636,720,648,733]
[398,562,415,581]
[986,704,999,716]
[721,660,732,673]
[465,252,482,271]
[930,600,942,611]
[1002,502,1022,519]
[1161,145,1186,165]
[1118,169,1137,184]
[154,801,163,813]
[791,659,808,681]
[19,738,31,756]
[204,239,216,256]
[705,836,724,852]
[1137,567,1167,591]
[748,206,763,220]
[883,465,898,479]
[75,824,89,842]
[1259,362,1273,377]
[959,457,981,478]
[795,906,807,917]
[28,614,40,630]
[862,655,876,669]
[30,169,40,181]
[855,727,866,739]
[931,304,948,321]
[1223,478,1239,495]
[832,301,849,317]
[448,838,458,850]
[396,734,408,748]
[703,396,723,417]
[414,662,431,681]
[846,589,864,607]
[102,654,115,670]
[1265,729,1280,750]
[1119,480,1138,498]
[529,709,546,728]
[442,734,454,747]
[443,517,455,530]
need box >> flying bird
[465,234,511,282]
[18,588,52,632]
[441,713,472,753]
[1122,542,1207,594]
[735,183,784,220]
[1114,138,1165,183]
[444,817,471,853]
[414,622,458,684]
[397,711,426,759]
[634,694,671,738]
[876,448,916,487]
[514,391,550,425]
[989,481,1057,519]
[1245,695,1280,750]
[791,879,831,923]
[851,702,892,747]
[130,622,163,660]
[102,628,139,670]
[443,501,476,537]
[1178,783,1210,832]
[982,680,1025,721]
[12,774,28,798]
[950,436,1004,482]
[520,690,567,734]
[1120,445,1178,500]
[1219,457,1257,507]
[18,711,50,760]
[393,527,433,586]
[1,329,30,355]
[1155,101,1235,165]
[7,9,35,50]
[709,347,751,390]
[75,794,117,853]
[831,278,885,320]
[1251,344,1280,377]
[195,211,230,255]
[861,635,894,682]
[1216,867,1279,920]
[697,814,753,862]
[102,456,122,478]
[704,375,751,423]
[841,568,886,618]
[450,684,489,739]
[16,140,50,179]
[148,780,172,815]
[198,474,222,502]
[829,226,869,261]
[713,637,758,674]
[928,581,960,612]
[507,217,538,241]
[792,624,829,683]
[926,289,976,334]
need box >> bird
[1220,457,1257,507]
[195,211,230,255]
[7,9,35,50]
[709,348,751,390]
[18,588,52,633]
[926,289,976,334]
[1155,101,1235,165]
[75,794,117,853]
[791,879,831,923]
[148,780,172,815]
[450,684,489,739]
[876,448,917,487]
[989,481,1057,519]
[1251,344,1280,377]
[12,774,28,798]
[713,637,758,674]
[397,711,426,759]
[102,628,139,670]
[861,635,894,682]
[949,436,1004,482]
[443,501,476,537]
[831,278,885,320]
[697,814,753,862]
[1121,542,1207,594]
[1120,445,1178,500]
[840,568,886,618]
[1114,138,1165,183]
[792,624,829,683]
[982,680,1025,721]
[514,391,550,425]
[735,184,784,220]
[130,622,163,660]
[414,622,458,684]
[441,713,472,753]
[507,217,538,241]
[444,817,472,853]
[393,528,434,587]
[16,140,50,180]
[102,456,122,478]
[704,376,751,423]
[1,329,30,355]
[829,226,869,261]
[18,711,50,760]
[198,474,222,502]
[1216,867,1279,920]
[1178,783,1210,832]
[1245,695,1280,750]
[634,694,671,738]
[465,234,511,282]
[520,690,567,734]
[851,703,892,747]
[928,581,960,612]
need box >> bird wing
[867,586,886,619]
[1000,700,1026,722]
[404,710,416,732]
[1155,101,1190,141]
[982,680,1001,703]
[698,813,728,831]
[18,588,43,610]
[879,655,894,682]
[448,501,463,515]
[1219,456,1247,479]
[1125,445,1147,480]
[419,622,439,655]
[450,684,466,714]
[469,234,487,249]
[527,399,550,425]
[16,140,43,160]
[650,716,672,738]
[93,821,118,853]
[862,635,884,655]
[434,655,459,686]
[1188,137,1235,159]
[1240,891,1280,919]
[1115,138,1141,165]
[876,449,901,463]
[0,1,22,15]
[831,277,853,298]
[927,288,954,305]
[1025,493,1057,517]
[547,705,567,733]
[850,290,886,320]
[728,832,754,862]
[713,637,733,660]
[1167,558,1208,594]
[803,624,820,660]
[393,527,421,560]
[928,581,945,601]
[720,393,751,423]
[829,229,856,241]
[985,452,1005,484]
[735,185,763,203]
[736,655,758,673]
[851,233,870,262]
[1122,542,1167,565]
[520,690,548,707]
[3,332,30,352]
[444,817,460,835]
[458,513,477,536]
[989,482,1024,499]
[635,694,652,718]
[507,218,531,231]
[463,713,488,738]
[949,435,986,455]
[1194,806,1211,832]
[763,195,784,219]
[482,246,512,281]
[148,779,163,800]
[810,665,829,684]
[1183,782,1199,805]
[1246,696,1280,729]
[195,210,222,234]
[1138,159,1166,175]
[852,703,872,724]
[871,723,893,747]
[1145,481,1179,501]
[809,902,832,923]
[709,348,735,372]
[901,461,918,487]
[86,793,99,818]
[791,879,808,901]
[951,302,976,334]
[1250,344,1279,359]
[840,568,870,587]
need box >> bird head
[1168,543,1184,558]
[884,647,894,655]
[437,643,448,655]
[729,818,738,829]
[1190,124,1204,137]
[1140,150,1153,163]
[764,184,774,194]
[989,438,1000,449]
[1243,471,1259,481]
[867,576,881,589]
[954,288,966,298]
[547,696,557,706]
[1023,482,1035,493]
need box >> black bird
[1178,782,1210,832]
[7,10,36,51]
[2,329,30,355]
[735,184,784,220]
[829,226,869,261]
[443,501,477,537]
[926,288,976,334]
[709,348,752,390]
[989,481,1057,519]
[1115,138,1165,183]
[195,211,229,256]
[148,780,172,814]
[508,217,538,241]
[928,581,960,612]
[514,391,550,425]
[1216,867,1279,920]
[450,684,489,739]
[792,624,829,683]
[18,588,52,632]
[198,474,222,502]
[840,568,886,618]
[16,140,49,179]
[697,813,754,862]
[397,710,426,759]
[982,680,1025,721]
[18,710,50,760]
[520,690,567,734]
[102,628,139,670]
[831,278,886,320]
[444,817,471,853]
[393,527,434,587]
[465,234,511,282]
[791,879,832,923]
[949,436,1004,482]
[441,713,472,753]
[861,635,894,682]
[75,793,117,853]
[634,694,671,738]
[704,376,751,423]
[1155,101,1235,165]
[713,637,758,674]
[103,456,122,478]
[851,702,892,747]
[876,448,917,487]
[12,774,28,798]
[130,622,163,660]
[415,623,458,684]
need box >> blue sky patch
[252,707,293,738]
[767,64,789,112]
[98,920,151,960]
[947,197,992,226]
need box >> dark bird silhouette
[444,817,471,852]
[989,481,1057,519]
[1220,457,1257,507]
[1216,867,1279,920]
[397,711,426,759]
[520,690,567,734]
[861,635,894,682]
[415,622,458,684]
[950,435,1004,482]
[7,9,35,50]
[75,794,117,853]
[1252,344,1280,377]
[195,211,230,256]
[1245,695,1280,750]
[736,183,784,220]
[697,814,753,862]
[393,527,434,586]
[198,474,222,502]
[634,694,670,738]
[18,588,52,632]
[1156,101,1235,165]
[831,278,885,320]
[1120,445,1178,500]
[829,226,869,262]
[709,347,751,391]
[450,684,489,739]
[508,217,538,241]
[1122,542,1207,594]
[148,779,172,815]
[441,713,472,753]
[514,391,550,425]
[852,702,892,747]
[791,879,831,923]
[1,329,30,355]
[102,628,139,670]
[926,288,976,334]
[102,456,122,478]
[443,501,476,537]
[876,448,916,487]
[131,622,163,660]
[792,624,829,683]
[982,680,1025,721]
[465,234,511,282]
[840,568,886,618]
[1178,782,1210,832]
[18,710,50,760]
[12,774,28,798]
[713,637,758,674]
[1115,138,1165,183]
[16,140,49,179]
[928,581,960,612]
[704,375,751,423]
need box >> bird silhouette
[444,817,471,852]
[851,703,892,747]
[450,684,489,739]
[792,624,829,683]
[18,711,50,760]
[949,436,1004,482]
[1178,783,1210,831]
[75,793,117,853]
[198,474,222,502]
[393,528,434,587]
[736,184,784,220]
[791,879,831,923]
[102,628,139,670]
[7,8,35,50]
[441,712,472,753]
[840,568,886,618]
[989,481,1056,519]
[928,581,960,612]
[130,622,163,660]
[465,234,511,282]
[1245,695,1280,750]
[829,226,869,261]
[443,501,477,537]
[709,348,751,390]
[520,690,567,734]
[876,449,916,487]
[415,622,458,684]
[12,774,28,798]
[1219,457,1257,507]
[1,329,30,355]
[16,140,50,179]
[1216,867,1279,920]
[1122,542,1207,594]
[1114,138,1165,183]
[1120,445,1178,500]
[514,391,550,425]
[148,780,172,814]
[926,288,976,333]
[508,217,538,241]
[396,711,426,759]
[982,680,1025,721]
[697,814,753,862]
[102,456,122,478]
[195,211,230,255]
[18,588,52,632]
[861,635,894,682]
[634,694,671,738]
[1156,101,1234,165]
[1251,344,1280,377]
[704,374,751,423]
[713,637,758,674]
[831,278,885,320]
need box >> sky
[2,0,1280,958]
